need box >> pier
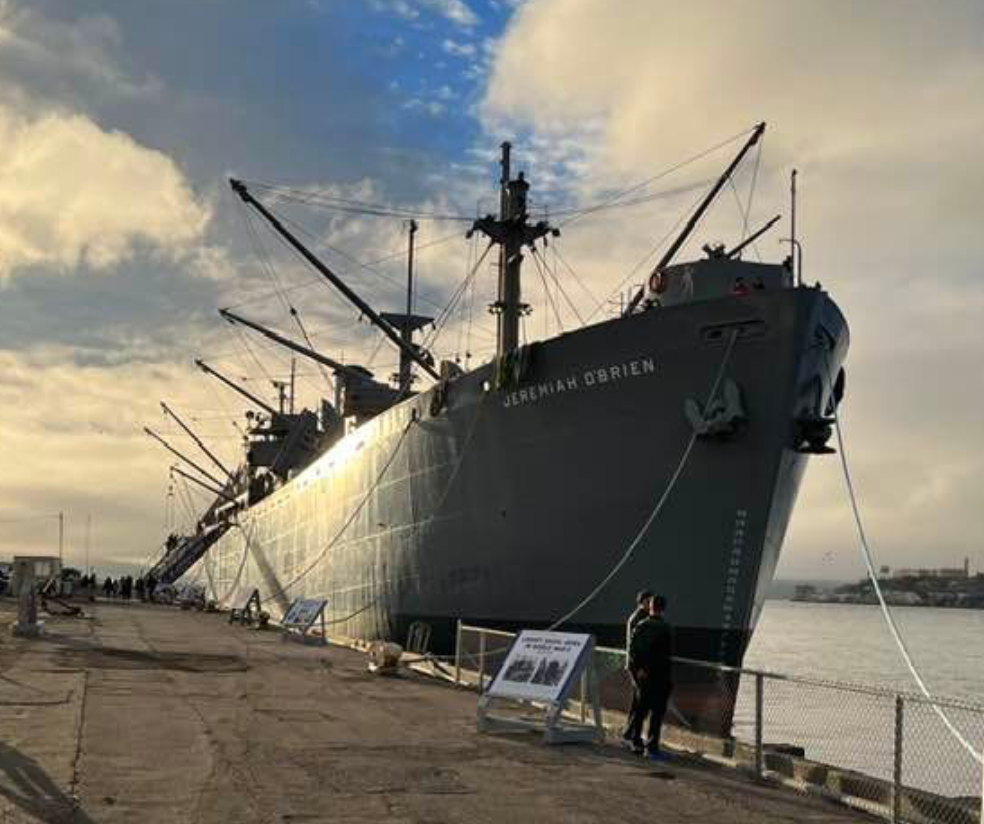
[0,601,869,823]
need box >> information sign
[487,631,591,703]
[280,598,327,645]
[283,598,325,629]
[478,630,603,744]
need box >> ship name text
[502,356,656,409]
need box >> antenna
[791,169,798,285]
[289,358,296,415]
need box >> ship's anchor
[792,367,845,455]
[793,414,836,454]
[684,379,747,440]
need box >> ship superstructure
[148,125,849,730]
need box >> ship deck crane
[160,401,234,482]
[229,179,440,381]
[624,122,767,315]
[219,308,376,385]
[195,359,279,418]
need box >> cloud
[0,0,161,106]
[368,0,420,22]
[418,0,479,28]
[443,38,477,58]
[404,97,447,116]
[477,0,984,578]
[0,348,245,570]
[371,0,479,28]
[0,108,210,279]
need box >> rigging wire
[529,246,564,332]
[532,246,584,326]
[556,124,758,230]
[267,205,497,346]
[583,200,693,324]
[241,124,754,231]
[245,181,475,222]
[551,243,605,319]
[420,243,494,359]
[220,230,465,314]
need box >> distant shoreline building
[891,557,971,580]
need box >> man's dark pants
[625,677,671,752]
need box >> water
[733,600,984,800]
[746,600,984,702]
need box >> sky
[0,0,980,581]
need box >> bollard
[454,620,463,685]
[12,560,42,638]
[893,694,904,824]
[755,672,764,779]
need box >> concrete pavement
[0,600,870,823]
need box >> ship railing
[453,621,984,824]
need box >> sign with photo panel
[487,630,592,703]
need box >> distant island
[790,560,984,609]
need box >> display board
[282,598,326,630]
[478,630,603,744]
[228,588,261,624]
[486,631,592,703]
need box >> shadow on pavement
[0,741,96,823]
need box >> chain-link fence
[453,622,984,824]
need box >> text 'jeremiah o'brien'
[501,356,656,409]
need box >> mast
[228,179,439,381]
[195,359,278,417]
[399,220,418,393]
[624,122,766,315]
[471,142,557,357]
[160,401,234,481]
[219,308,373,385]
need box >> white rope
[825,349,983,765]
[547,329,739,630]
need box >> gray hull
[202,285,848,728]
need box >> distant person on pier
[626,594,675,760]
[121,576,133,601]
[145,574,157,603]
[102,577,114,599]
[621,589,653,752]
[135,577,145,601]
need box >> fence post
[979,744,983,824]
[755,672,764,779]
[580,669,587,723]
[454,620,462,685]
[478,629,487,692]
[893,694,903,824]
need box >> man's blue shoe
[647,749,668,762]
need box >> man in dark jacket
[625,594,674,759]
[621,590,653,749]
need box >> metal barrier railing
[452,621,984,824]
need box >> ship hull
[202,285,848,731]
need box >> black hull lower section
[199,286,849,734]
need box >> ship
[147,123,849,732]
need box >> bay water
[731,600,984,799]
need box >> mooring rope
[824,347,983,765]
[546,328,739,631]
